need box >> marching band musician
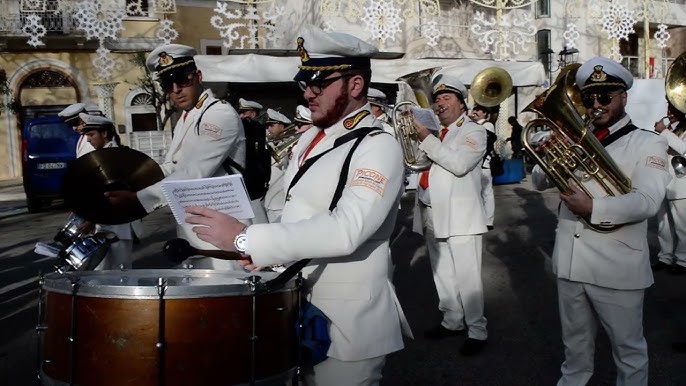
[237,97,263,120]
[263,108,294,223]
[185,25,409,385]
[368,87,394,137]
[105,43,267,270]
[295,104,314,133]
[471,104,496,230]
[412,74,489,356]
[652,102,686,275]
[58,103,102,158]
[531,56,670,385]
[79,113,142,270]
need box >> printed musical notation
[161,175,255,225]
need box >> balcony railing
[0,12,81,36]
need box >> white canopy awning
[195,54,547,87]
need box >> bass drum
[39,270,299,386]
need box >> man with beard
[105,43,267,269]
[532,56,670,385]
[184,25,409,385]
[412,74,489,356]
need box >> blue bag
[296,300,331,367]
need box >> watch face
[235,233,247,252]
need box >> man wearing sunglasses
[185,25,409,385]
[532,56,670,385]
[106,43,267,269]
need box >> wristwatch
[233,226,248,254]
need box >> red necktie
[594,127,609,141]
[183,111,189,122]
[299,129,326,168]
[419,127,449,189]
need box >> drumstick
[163,238,242,262]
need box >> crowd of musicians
[54,24,686,386]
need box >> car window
[28,123,77,153]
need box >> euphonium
[392,67,440,172]
[665,51,686,177]
[521,63,631,233]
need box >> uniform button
[574,233,580,238]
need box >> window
[537,29,552,72]
[201,39,226,55]
[536,0,550,18]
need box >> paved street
[1,175,685,385]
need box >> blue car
[21,115,79,212]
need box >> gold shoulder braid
[194,93,209,109]
[343,111,370,130]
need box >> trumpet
[665,51,686,177]
[267,124,296,142]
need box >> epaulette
[639,128,659,135]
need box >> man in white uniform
[471,104,496,230]
[106,44,267,269]
[413,74,489,356]
[532,56,670,386]
[368,88,394,137]
[294,104,314,133]
[58,103,99,158]
[80,113,142,269]
[652,103,686,275]
[237,98,263,120]
[185,25,408,385]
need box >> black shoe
[651,261,672,271]
[487,225,494,231]
[672,342,686,352]
[670,265,686,275]
[423,325,465,340]
[459,338,487,356]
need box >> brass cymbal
[62,147,164,225]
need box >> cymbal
[62,147,164,225]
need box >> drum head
[42,269,291,299]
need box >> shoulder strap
[194,99,221,135]
[286,127,378,198]
[600,123,637,147]
[264,126,380,293]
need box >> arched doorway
[124,87,171,164]
[18,68,79,121]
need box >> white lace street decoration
[563,22,580,49]
[92,46,116,80]
[470,10,536,61]
[211,1,284,49]
[126,0,147,16]
[654,23,670,49]
[73,0,127,80]
[321,0,440,19]
[422,20,441,47]
[362,0,403,46]
[609,45,623,62]
[322,19,335,32]
[22,13,46,47]
[21,0,46,12]
[152,0,177,14]
[156,18,179,44]
[601,3,635,41]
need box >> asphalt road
[1,176,685,385]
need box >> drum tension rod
[156,278,168,386]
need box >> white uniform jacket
[659,122,686,200]
[532,115,671,289]
[264,157,287,223]
[418,113,488,237]
[137,89,247,249]
[76,135,95,158]
[246,105,406,362]
[96,141,143,240]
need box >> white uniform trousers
[657,198,686,267]
[480,166,494,227]
[421,205,488,340]
[556,279,648,386]
[302,355,386,386]
[95,239,133,270]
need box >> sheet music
[410,106,441,132]
[161,175,255,225]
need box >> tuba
[665,51,686,177]
[521,63,631,233]
[471,67,513,108]
[392,67,440,172]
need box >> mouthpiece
[163,238,243,263]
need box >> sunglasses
[160,72,196,92]
[298,74,352,96]
[581,91,624,108]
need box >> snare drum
[57,234,111,272]
[39,270,299,386]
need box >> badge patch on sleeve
[463,136,479,150]
[351,168,388,196]
[645,155,666,170]
[199,123,222,139]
